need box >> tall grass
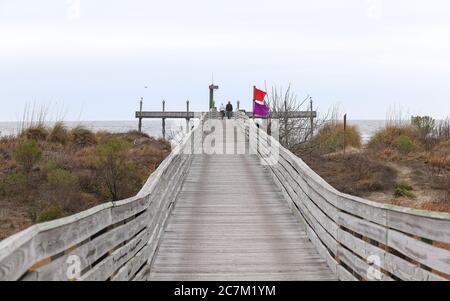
[18,102,68,138]
[385,105,411,128]
[313,123,362,154]
[19,102,50,135]
[368,108,450,153]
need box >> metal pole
[237,100,240,111]
[253,86,255,120]
[186,100,190,133]
[138,97,143,132]
[162,100,166,140]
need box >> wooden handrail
[0,114,206,281]
[1,111,449,281]
[235,111,450,281]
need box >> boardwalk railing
[235,112,450,281]
[0,114,205,281]
[1,112,450,281]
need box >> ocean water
[347,120,386,143]
[0,119,386,143]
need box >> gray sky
[1,0,450,121]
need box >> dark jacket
[226,103,233,112]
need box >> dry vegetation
[299,116,450,213]
[0,124,171,240]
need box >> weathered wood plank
[387,228,450,275]
[338,211,387,244]
[0,203,113,281]
[337,265,358,281]
[80,225,152,281]
[149,152,337,281]
[387,210,450,244]
[337,246,393,281]
[26,207,154,281]
[0,116,204,281]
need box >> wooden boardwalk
[2,116,450,281]
[149,154,337,281]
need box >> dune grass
[312,122,362,154]
[0,122,171,239]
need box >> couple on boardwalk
[219,101,234,119]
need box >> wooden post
[284,99,288,146]
[310,97,314,140]
[343,114,347,155]
[162,100,166,140]
[186,100,190,133]
[237,100,240,110]
[138,97,143,132]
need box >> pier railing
[236,112,450,281]
[1,111,450,281]
[0,114,205,281]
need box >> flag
[254,87,267,102]
[254,102,269,117]
[253,86,269,117]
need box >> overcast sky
[0,0,450,121]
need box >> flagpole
[253,85,255,120]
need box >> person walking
[225,101,233,119]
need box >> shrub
[412,116,438,149]
[396,182,413,191]
[394,135,416,154]
[0,171,27,196]
[69,126,97,147]
[13,140,42,172]
[435,118,450,140]
[78,171,101,194]
[21,126,49,141]
[157,138,172,150]
[47,168,79,191]
[394,183,416,199]
[36,204,65,223]
[427,153,450,192]
[313,123,362,154]
[91,138,135,201]
[43,160,59,174]
[368,126,417,152]
[124,130,150,140]
[412,116,434,137]
[49,122,69,144]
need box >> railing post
[138,97,143,132]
